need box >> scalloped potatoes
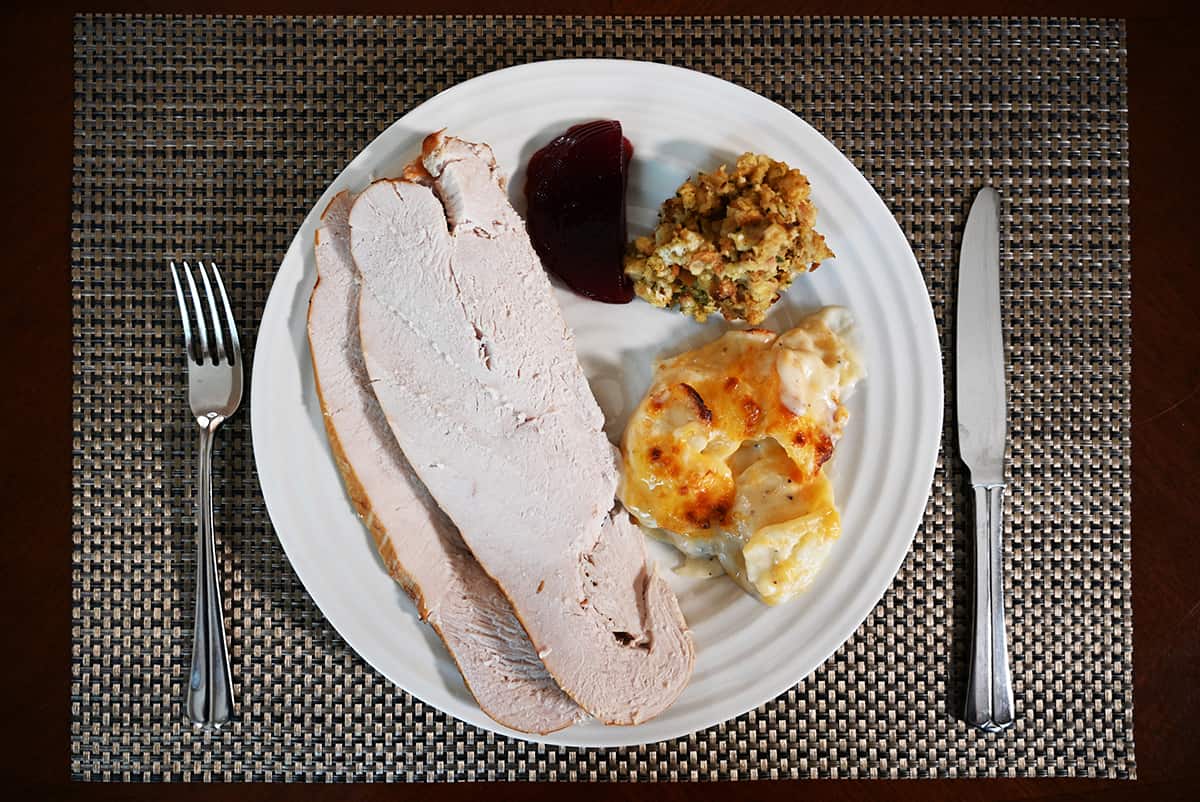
[618,308,862,605]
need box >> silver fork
[169,260,243,730]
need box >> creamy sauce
[775,307,863,421]
[673,555,726,579]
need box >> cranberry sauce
[524,120,635,303]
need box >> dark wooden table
[4,2,1197,799]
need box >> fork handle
[186,419,235,729]
[964,482,1015,732]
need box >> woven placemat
[70,15,1133,781]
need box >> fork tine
[197,261,227,363]
[182,261,211,363]
[169,261,195,361]
[209,262,241,363]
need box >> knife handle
[964,483,1015,733]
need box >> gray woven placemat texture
[70,15,1133,781]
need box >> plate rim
[250,57,944,747]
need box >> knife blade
[957,186,1015,733]
[957,187,1006,486]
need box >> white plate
[251,60,942,747]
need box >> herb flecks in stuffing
[624,153,835,325]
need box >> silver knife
[957,186,1015,733]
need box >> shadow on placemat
[70,14,1132,781]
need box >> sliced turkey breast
[308,189,583,734]
[353,133,695,725]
